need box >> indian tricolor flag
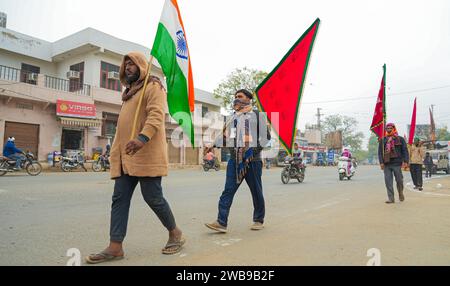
[152,0,195,146]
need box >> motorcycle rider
[341,148,353,175]
[2,137,24,170]
[105,144,111,157]
[292,143,303,172]
[104,144,111,167]
[203,148,216,168]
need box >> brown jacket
[109,52,168,179]
[408,144,425,165]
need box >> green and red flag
[255,18,320,154]
[370,64,387,140]
[151,0,195,146]
[408,97,417,145]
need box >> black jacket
[217,109,271,161]
[423,156,433,166]
[378,136,409,166]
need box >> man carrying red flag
[378,123,409,204]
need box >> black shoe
[419,187,423,191]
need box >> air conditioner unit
[27,73,38,81]
[107,71,120,80]
[66,70,80,79]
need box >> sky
[1,0,449,148]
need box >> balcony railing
[0,65,37,84]
[0,65,91,96]
[45,75,91,96]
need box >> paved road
[1,165,449,265]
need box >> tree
[213,67,268,109]
[367,133,379,163]
[436,126,450,141]
[353,149,369,162]
[321,114,365,151]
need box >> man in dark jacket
[2,137,24,170]
[423,152,433,178]
[378,123,409,204]
[206,89,271,232]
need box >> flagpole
[130,56,154,140]
[382,64,386,164]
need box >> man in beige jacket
[86,52,184,264]
[408,137,425,191]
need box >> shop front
[56,100,101,158]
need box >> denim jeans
[8,153,23,168]
[110,174,176,242]
[217,159,265,227]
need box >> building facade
[0,25,221,165]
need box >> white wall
[55,52,97,87]
[0,49,57,76]
[0,99,60,161]
[0,27,52,61]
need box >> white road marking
[214,238,242,247]
[312,199,351,210]
[406,180,450,197]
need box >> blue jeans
[217,159,265,227]
[8,154,23,168]
[110,174,176,242]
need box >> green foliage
[213,67,268,110]
[322,114,365,151]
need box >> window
[102,112,119,140]
[202,106,208,117]
[100,61,122,92]
[20,63,40,85]
[69,62,84,92]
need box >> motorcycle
[202,159,220,171]
[92,154,110,172]
[61,152,87,172]
[338,156,355,180]
[0,151,42,176]
[281,157,306,184]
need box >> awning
[59,117,102,127]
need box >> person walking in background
[408,137,425,191]
[423,152,433,178]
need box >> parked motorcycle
[61,152,87,172]
[202,159,220,171]
[92,154,110,172]
[338,156,355,180]
[0,151,42,176]
[281,157,306,184]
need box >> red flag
[408,98,417,145]
[255,18,320,154]
[370,64,386,140]
[430,107,436,141]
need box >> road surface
[0,165,449,265]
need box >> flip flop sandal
[161,237,186,255]
[85,251,124,264]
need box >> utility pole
[430,104,436,143]
[316,107,324,129]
